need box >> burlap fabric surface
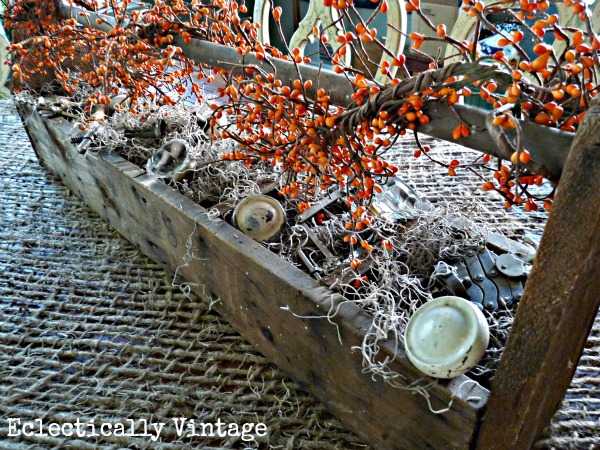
[0,99,598,449]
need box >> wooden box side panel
[19,104,486,450]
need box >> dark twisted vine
[336,62,512,133]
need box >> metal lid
[233,195,286,241]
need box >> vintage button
[233,195,286,241]
[404,296,489,379]
[495,253,526,277]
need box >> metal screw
[489,269,498,277]
[474,274,484,282]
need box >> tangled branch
[5,0,599,221]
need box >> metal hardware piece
[478,249,514,307]
[76,122,102,153]
[124,119,166,140]
[296,249,323,280]
[300,223,336,260]
[433,262,470,299]
[297,190,343,223]
[496,253,526,277]
[434,247,528,311]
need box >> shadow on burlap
[0,99,598,449]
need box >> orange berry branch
[4,0,269,110]
[5,0,599,220]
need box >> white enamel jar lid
[404,296,490,379]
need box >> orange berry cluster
[5,0,272,113]
[216,66,401,216]
[7,0,591,230]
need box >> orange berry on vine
[391,55,405,67]
[525,199,539,212]
[361,32,374,43]
[482,181,495,191]
[452,124,462,140]
[519,150,531,164]
[512,30,524,42]
[534,112,552,125]
[552,89,565,101]
[530,51,550,71]
[533,43,551,55]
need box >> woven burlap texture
[0,99,598,449]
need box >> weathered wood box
[15,6,600,446]
[19,101,489,449]
[18,91,600,449]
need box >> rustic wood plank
[476,98,600,449]
[18,102,488,450]
[421,102,571,180]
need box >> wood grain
[476,98,600,449]
[19,102,488,450]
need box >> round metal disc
[495,253,526,277]
[233,195,286,241]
